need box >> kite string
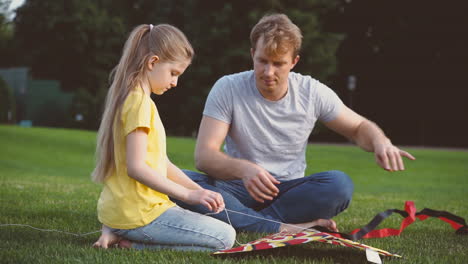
[205,208,318,246]
[0,209,312,246]
[0,223,101,237]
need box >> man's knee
[328,170,354,200]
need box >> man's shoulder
[212,70,254,95]
[288,71,321,93]
[220,70,254,83]
[288,71,317,84]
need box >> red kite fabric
[213,201,467,257]
[213,229,401,257]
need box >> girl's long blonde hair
[91,24,194,183]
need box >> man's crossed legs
[172,170,354,233]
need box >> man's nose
[264,64,274,76]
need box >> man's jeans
[111,206,236,251]
[173,170,354,233]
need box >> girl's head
[92,24,193,183]
[116,23,194,95]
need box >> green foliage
[13,0,126,93]
[1,125,467,263]
[0,0,15,67]
[11,0,344,133]
[0,76,15,123]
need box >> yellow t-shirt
[97,90,175,229]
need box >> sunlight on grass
[1,125,467,263]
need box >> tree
[11,0,344,133]
[108,0,344,136]
[14,0,126,93]
[0,0,15,67]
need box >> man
[174,13,415,233]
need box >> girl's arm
[166,158,202,190]
[126,128,224,212]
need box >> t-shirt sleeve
[203,76,233,124]
[314,80,344,122]
[121,93,152,136]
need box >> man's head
[250,14,302,60]
[250,14,302,100]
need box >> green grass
[1,125,467,263]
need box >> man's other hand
[242,163,280,202]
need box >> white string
[0,224,100,237]
[206,208,319,246]
[0,209,318,245]
[224,208,318,232]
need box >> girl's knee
[211,223,236,250]
[222,225,236,249]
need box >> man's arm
[195,116,280,202]
[324,105,415,171]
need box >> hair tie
[149,24,153,31]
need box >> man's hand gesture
[374,143,416,171]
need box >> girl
[91,24,235,251]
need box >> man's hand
[374,143,416,171]
[242,163,280,203]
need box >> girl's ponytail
[92,24,193,183]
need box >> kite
[213,228,401,257]
[213,201,467,261]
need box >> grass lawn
[1,125,467,263]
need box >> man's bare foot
[279,218,338,233]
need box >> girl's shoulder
[122,89,154,115]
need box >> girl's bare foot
[279,218,338,233]
[93,225,122,249]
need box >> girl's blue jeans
[173,170,354,233]
[111,206,236,251]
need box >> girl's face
[147,57,190,95]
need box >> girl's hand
[186,189,225,213]
[92,225,121,249]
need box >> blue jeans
[173,170,354,233]
[111,206,236,251]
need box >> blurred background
[0,0,467,147]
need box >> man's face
[251,36,299,100]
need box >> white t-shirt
[203,70,343,180]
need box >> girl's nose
[171,77,178,87]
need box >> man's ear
[250,48,255,59]
[291,55,300,69]
[147,55,160,70]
